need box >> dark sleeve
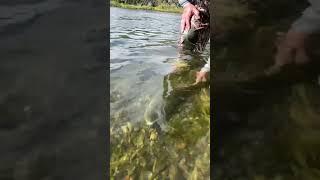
[178,0,195,7]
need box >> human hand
[180,3,200,34]
[274,30,309,67]
[193,71,208,85]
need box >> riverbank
[110,1,182,13]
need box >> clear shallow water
[110,7,210,179]
[110,8,179,126]
[110,7,208,127]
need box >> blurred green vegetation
[110,0,182,13]
[213,1,320,178]
[110,59,210,179]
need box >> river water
[110,7,179,127]
[110,7,210,179]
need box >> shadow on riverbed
[213,20,320,178]
[215,61,320,130]
[162,66,210,122]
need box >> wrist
[179,0,191,7]
[183,2,192,8]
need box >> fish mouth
[179,29,199,50]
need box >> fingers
[180,18,186,33]
[274,45,294,67]
[193,9,200,18]
[202,75,207,82]
[275,32,286,50]
[284,31,307,51]
[180,4,200,33]
[184,16,191,32]
[193,72,200,85]
[194,71,208,85]
[193,78,200,85]
[295,48,310,65]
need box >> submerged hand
[274,30,309,67]
[180,3,199,33]
[193,71,208,85]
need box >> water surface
[110,7,210,179]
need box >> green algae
[110,88,210,179]
[110,48,210,179]
[272,84,320,179]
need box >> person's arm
[179,0,199,33]
[194,57,210,85]
[273,1,320,67]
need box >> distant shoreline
[110,1,183,13]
